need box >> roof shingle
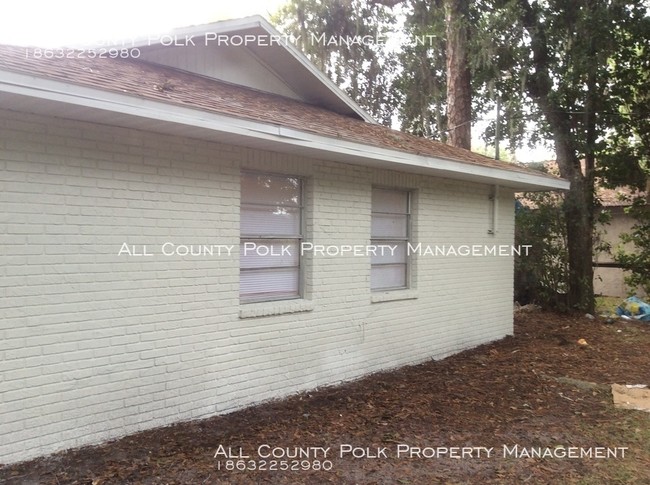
[0,44,559,180]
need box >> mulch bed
[2,312,649,484]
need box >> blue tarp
[616,296,650,322]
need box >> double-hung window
[240,172,302,302]
[371,188,410,291]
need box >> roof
[598,187,646,207]
[528,161,645,206]
[113,16,376,123]
[0,25,568,192]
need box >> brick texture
[0,109,515,464]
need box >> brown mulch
[2,312,649,484]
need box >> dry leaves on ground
[2,312,649,484]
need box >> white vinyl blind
[240,172,302,302]
[371,188,410,291]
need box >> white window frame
[371,187,411,291]
[240,171,303,303]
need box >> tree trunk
[557,149,595,313]
[518,0,595,313]
[527,91,595,313]
[444,0,471,149]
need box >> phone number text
[216,459,333,472]
[25,48,141,60]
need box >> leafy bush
[514,192,570,310]
[614,197,650,295]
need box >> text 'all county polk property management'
[118,242,533,258]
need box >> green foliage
[469,0,532,153]
[394,0,448,138]
[272,0,650,310]
[271,0,399,125]
[614,197,650,294]
[596,6,650,189]
[515,192,570,310]
[472,1,649,161]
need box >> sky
[0,0,288,47]
[1,0,552,161]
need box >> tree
[444,0,472,148]
[275,0,474,147]
[476,0,650,312]
[598,9,650,190]
[273,0,650,312]
[393,0,448,139]
[272,0,399,125]
[602,14,650,295]
[515,191,570,309]
[614,197,650,295]
[384,0,473,147]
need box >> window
[240,172,302,303]
[371,188,410,291]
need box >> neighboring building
[594,187,647,298]
[0,16,567,464]
[517,161,647,299]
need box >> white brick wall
[0,108,515,464]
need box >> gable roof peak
[123,15,375,123]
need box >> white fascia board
[0,70,569,191]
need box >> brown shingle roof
[535,161,645,206]
[598,187,646,207]
[0,44,557,180]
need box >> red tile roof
[0,44,559,180]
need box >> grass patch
[595,295,623,315]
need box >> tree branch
[517,0,578,178]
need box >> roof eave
[0,70,569,192]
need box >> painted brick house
[0,16,568,464]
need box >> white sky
[0,0,288,47]
[0,0,553,161]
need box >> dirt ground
[2,312,649,485]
